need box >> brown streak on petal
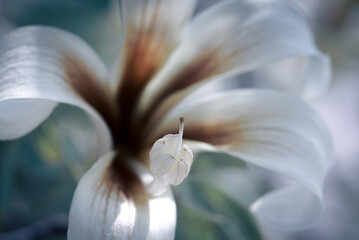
[98,153,148,205]
[138,46,241,139]
[185,123,236,147]
[62,53,120,142]
[116,4,176,148]
[148,121,241,149]
[119,31,172,100]
[183,123,278,151]
[160,47,226,101]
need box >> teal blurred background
[0,0,359,239]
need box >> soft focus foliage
[0,105,96,239]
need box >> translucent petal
[151,89,332,229]
[0,26,112,156]
[68,152,177,240]
[138,0,330,117]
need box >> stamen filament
[176,117,185,159]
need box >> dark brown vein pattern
[99,153,147,204]
[138,44,242,139]
[115,0,196,148]
[62,53,120,142]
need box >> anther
[148,117,193,196]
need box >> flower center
[148,117,193,196]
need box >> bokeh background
[0,0,358,239]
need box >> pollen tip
[180,117,184,124]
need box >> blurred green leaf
[175,179,263,240]
[194,167,265,207]
[0,140,22,228]
[190,152,247,174]
[0,104,98,233]
[0,0,122,67]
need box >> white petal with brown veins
[114,0,197,115]
[138,0,330,116]
[0,26,114,156]
[68,152,177,240]
[151,89,333,229]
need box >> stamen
[148,117,193,196]
[176,117,185,158]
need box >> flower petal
[68,152,176,240]
[254,54,331,99]
[150,89,332,229]
[138,0,330,121]
[0,26,114,156]
[113,0,197,126]
[251,185,324,230]
[0,99,57,139]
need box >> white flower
[0,0,332,239]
